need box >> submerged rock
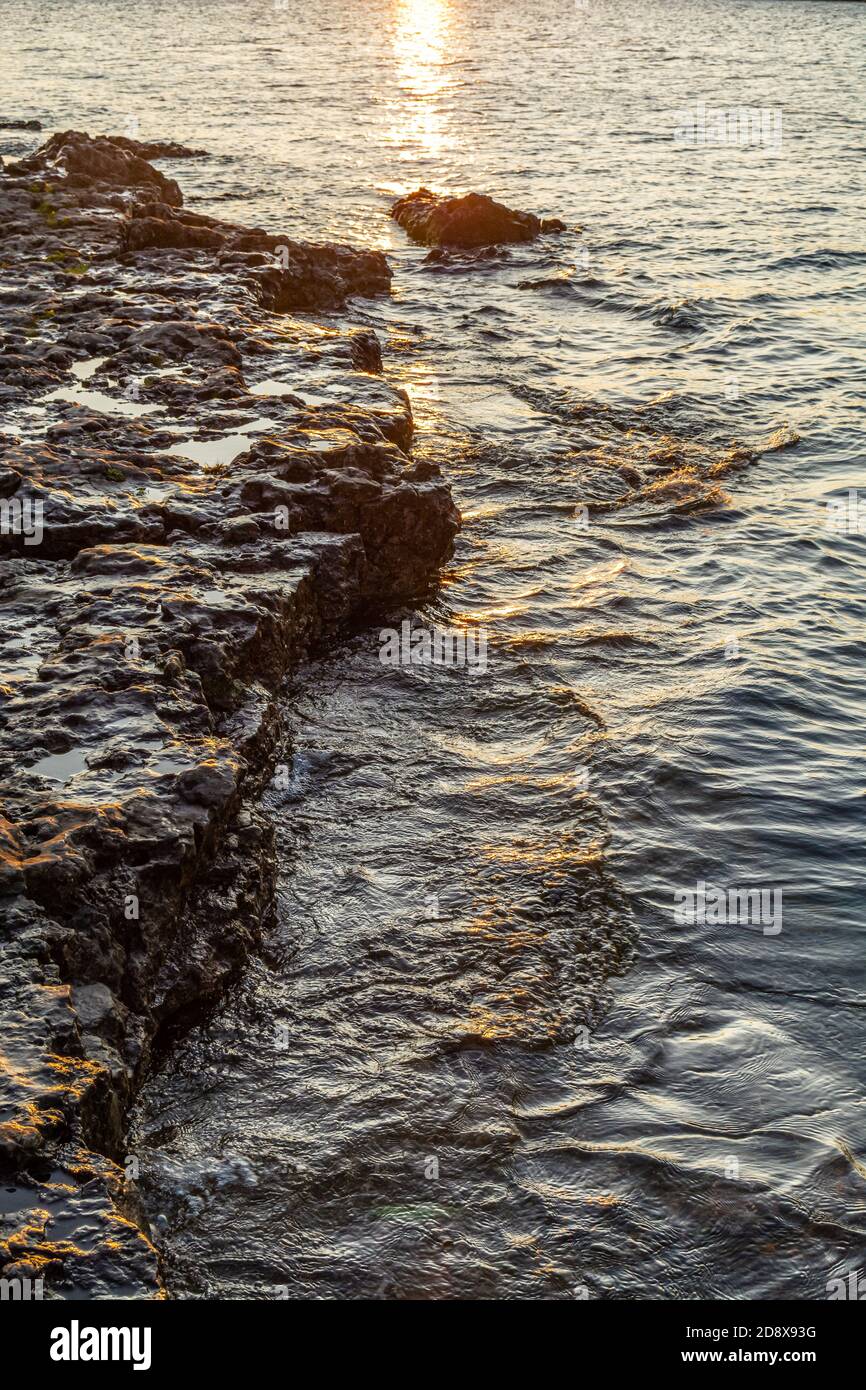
[0,131,459,1297]
[391,186,567,248]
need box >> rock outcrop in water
[0,130,459,1296]
[391,186,566,248]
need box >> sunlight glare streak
[389,0,456,160]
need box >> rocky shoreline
[0,131,459,1297]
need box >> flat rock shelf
[0,130,459,1298]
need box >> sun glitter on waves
[388,0,456,160]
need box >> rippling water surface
[5,0,866,1298]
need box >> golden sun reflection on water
[388,0,455,161]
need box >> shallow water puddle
[166,433,255,467]
[249,378,297,398]
[28,748,90,782]
[42,386,163,417]
[70,355,108,381]
[166,417,278,467]
[136,483,176,504]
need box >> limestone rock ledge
[0,131,460,1297]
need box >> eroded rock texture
[0,130,459,1297]
[391,186,567,248]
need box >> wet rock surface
[0,131,459,1297]
[391,186,567,248]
